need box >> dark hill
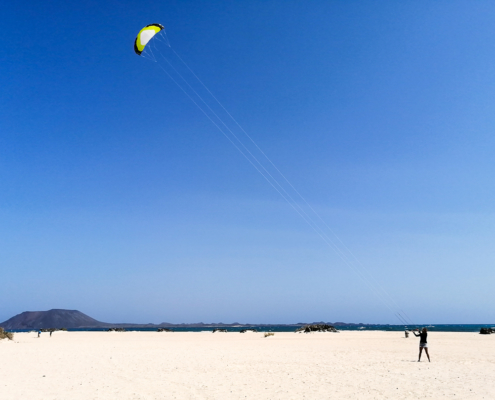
[0,309,111,329]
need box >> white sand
[1,330,494,399]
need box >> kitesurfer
[413,328,430,362]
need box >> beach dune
[1,331,494,399]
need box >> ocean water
[10,324,495,333]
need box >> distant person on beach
[404,330,409,338]
[50,331,52,337]
[38,330,41,338]
[413,328,430,362]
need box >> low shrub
[264,332,275,338]
[0,328,14,340]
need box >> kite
[134,24,164,56]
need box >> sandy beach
[1,330,493,399]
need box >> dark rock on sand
[213,328,228,333]
[295,324,339,333]
[157,328,173,332]
[240,329,258,333]
[107,328,126,332]
[480,328,494,335]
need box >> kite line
[134,24,414,325]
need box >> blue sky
[1,1,494,324]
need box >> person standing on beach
[413,328,430,362]
[37,330,41,338]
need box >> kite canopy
[134,23,164,55]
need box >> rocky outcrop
[213,328,227,333]
[480,328,494,335]
[107,328,126,332]
[295,324,338,333]
[157,328,173,332]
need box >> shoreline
[5,322,495,333]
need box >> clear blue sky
[1,1,494,324]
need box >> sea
[9,324,495,333]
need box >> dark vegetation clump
[212,328,228,333]
[107,328,126,332]
[0,327,14,340]
[240,329,258,333]
[157,328,173,332]
[295,324,339,333]
[480,328,494,335]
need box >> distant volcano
[0,309,110,330]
